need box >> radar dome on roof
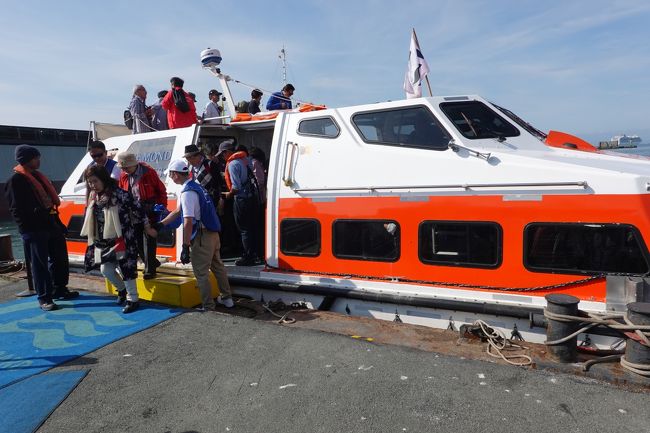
[201,48,222,69]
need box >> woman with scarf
[80,165,146,313]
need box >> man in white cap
[152,159,234,310]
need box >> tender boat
[57,53,650,346]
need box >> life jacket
[181,180,221,238]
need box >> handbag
[94,237,126,264]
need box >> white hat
[167,158,189,173]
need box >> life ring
[299,103,327,112]
[230,112,280,123]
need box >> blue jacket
[266,91,292,110]
[181,180,221,239]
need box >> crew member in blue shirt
[265,84,294,110]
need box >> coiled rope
[471,320,533,367]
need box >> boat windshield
[490,102,547,141]
[439,101,520,140]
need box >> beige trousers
[191,229,232,310]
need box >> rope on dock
[0,260,24,275]
[470,320,533,367]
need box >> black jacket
[5,172,55,234]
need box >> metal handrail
[282,141,299,186]
[293,181,589,193]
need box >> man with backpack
[222,144,261,266]
[161,77,198,129]
[153,159,234,310]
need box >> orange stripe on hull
[277,194,650,302]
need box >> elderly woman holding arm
[80,165,150,313]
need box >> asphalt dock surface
[1,277,649,433]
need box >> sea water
[0,219,24,260]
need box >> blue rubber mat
[0,293,182,389]
[0,370,88,433]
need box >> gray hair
[133,84,146,95]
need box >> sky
[1,0,649,143]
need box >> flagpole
[412,28,433,97]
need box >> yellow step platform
[105,272,220,308]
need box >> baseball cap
[167,159,189,173]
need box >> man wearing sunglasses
[88,141,121,180]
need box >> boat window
[126,136,176,180]
[352,106,450,150]
[525,223,650,275]
[65,215,88,242]
[280,219,321,257]
[490,102,547,141]
[66,213,175,247]
[333,220,400,262]
[157,229,175,248]
[439,101,520,140]
[298,117,340,138]
[419,221,502,268]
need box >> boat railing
[293,181,589,193]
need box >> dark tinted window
[419,221,501,268]
[280,219,321,256]
[440,101,520,140]
[333,220,399,261]
[352,107,450,150]
[157,228,175,248]
[525,223,649,275]
[66,215,88,242]
[298,117,339,138]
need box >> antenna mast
[279,46,287,86]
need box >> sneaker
[122,301,139,314]
[54,289,80,300]
[116,290,127,305]
[216,296,234,308]
[39,301,59,312]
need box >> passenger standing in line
[81,165,144,313]
[266,84,294,110]
[152,159,234,310]
[129,84,152,134]
[223,144,260,266]
[117,152,167,279]
[184,144,222,210]
[5,145,79,311]
[247,89,263,114]
[150,90,169,131]
[203,89,223,123]
[161,77,198,129]
[249,147,267,259]
[87,140,121,180]
[207,140,241,258]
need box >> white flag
[403,30,430,99]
